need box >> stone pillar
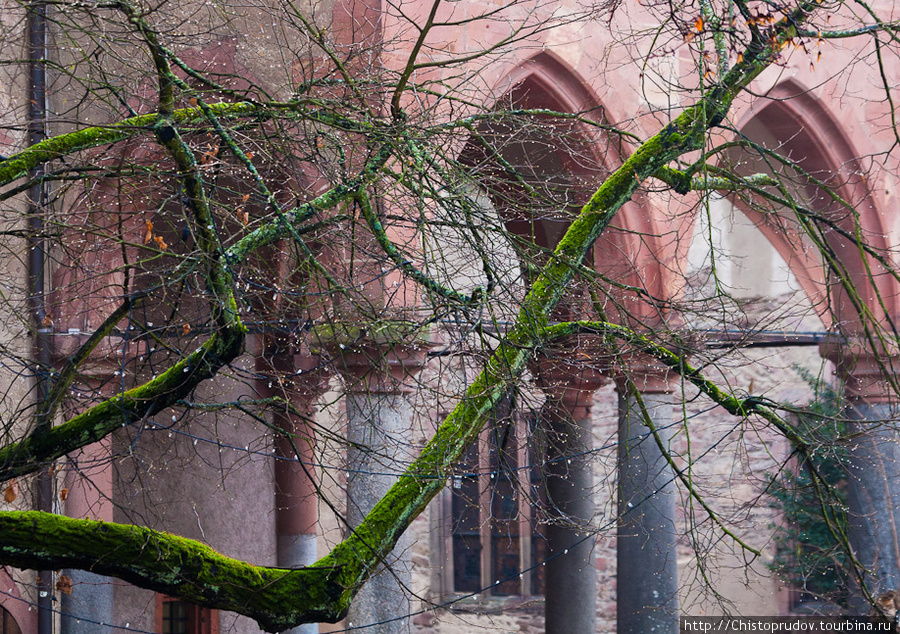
[61,438,115,634]
[259,350,328,634]
[334,341,427,634]
[829,345,900,613]
[616,369,678,634]
[55,337,142,633]
[537,357,606,634]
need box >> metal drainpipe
[27,2,54,633]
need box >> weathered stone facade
[2,0,900,632]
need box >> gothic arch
[494,51,605,117]
[717,79,894,332]
[0,568,32,634]
[463,52,674,323]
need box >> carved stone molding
[820,337,900,404]
[313,320,431,393]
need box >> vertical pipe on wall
[26,2,53,633]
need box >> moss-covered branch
[0,100,375,188]
[0,102,261,186]
[223,142,396,263]
[539,320,809,452]
[0,328,243,483]
[301,13,808,612]
[0,511,351,632]
[551,320,861,594]
[38,291,148,430]
[0,3,821,627]
[654,164,778,192]
[354,189,476,305]
[0,145,394,486]
[0,4,248,483]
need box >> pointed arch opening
[453,52,675,328]
[713,84,894,336]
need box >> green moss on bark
[0,511,347,632]
[0,102,263,186]
[309,16,808,610]
[0,6,815,627]
[0,327,245,482]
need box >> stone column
[259,349,328,634]
[537,357,606,634]
[61,437,115,634]
[616,368,678,634]
[829,345,900,613]
[333,341,427,634]
[56,343,131,634]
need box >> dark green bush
[769,370,848,610]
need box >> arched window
[0,606,22,634]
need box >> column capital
[255,333,331,408]
[313,319,431,393]
[533,336,609,413]
[820,337,900,404]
